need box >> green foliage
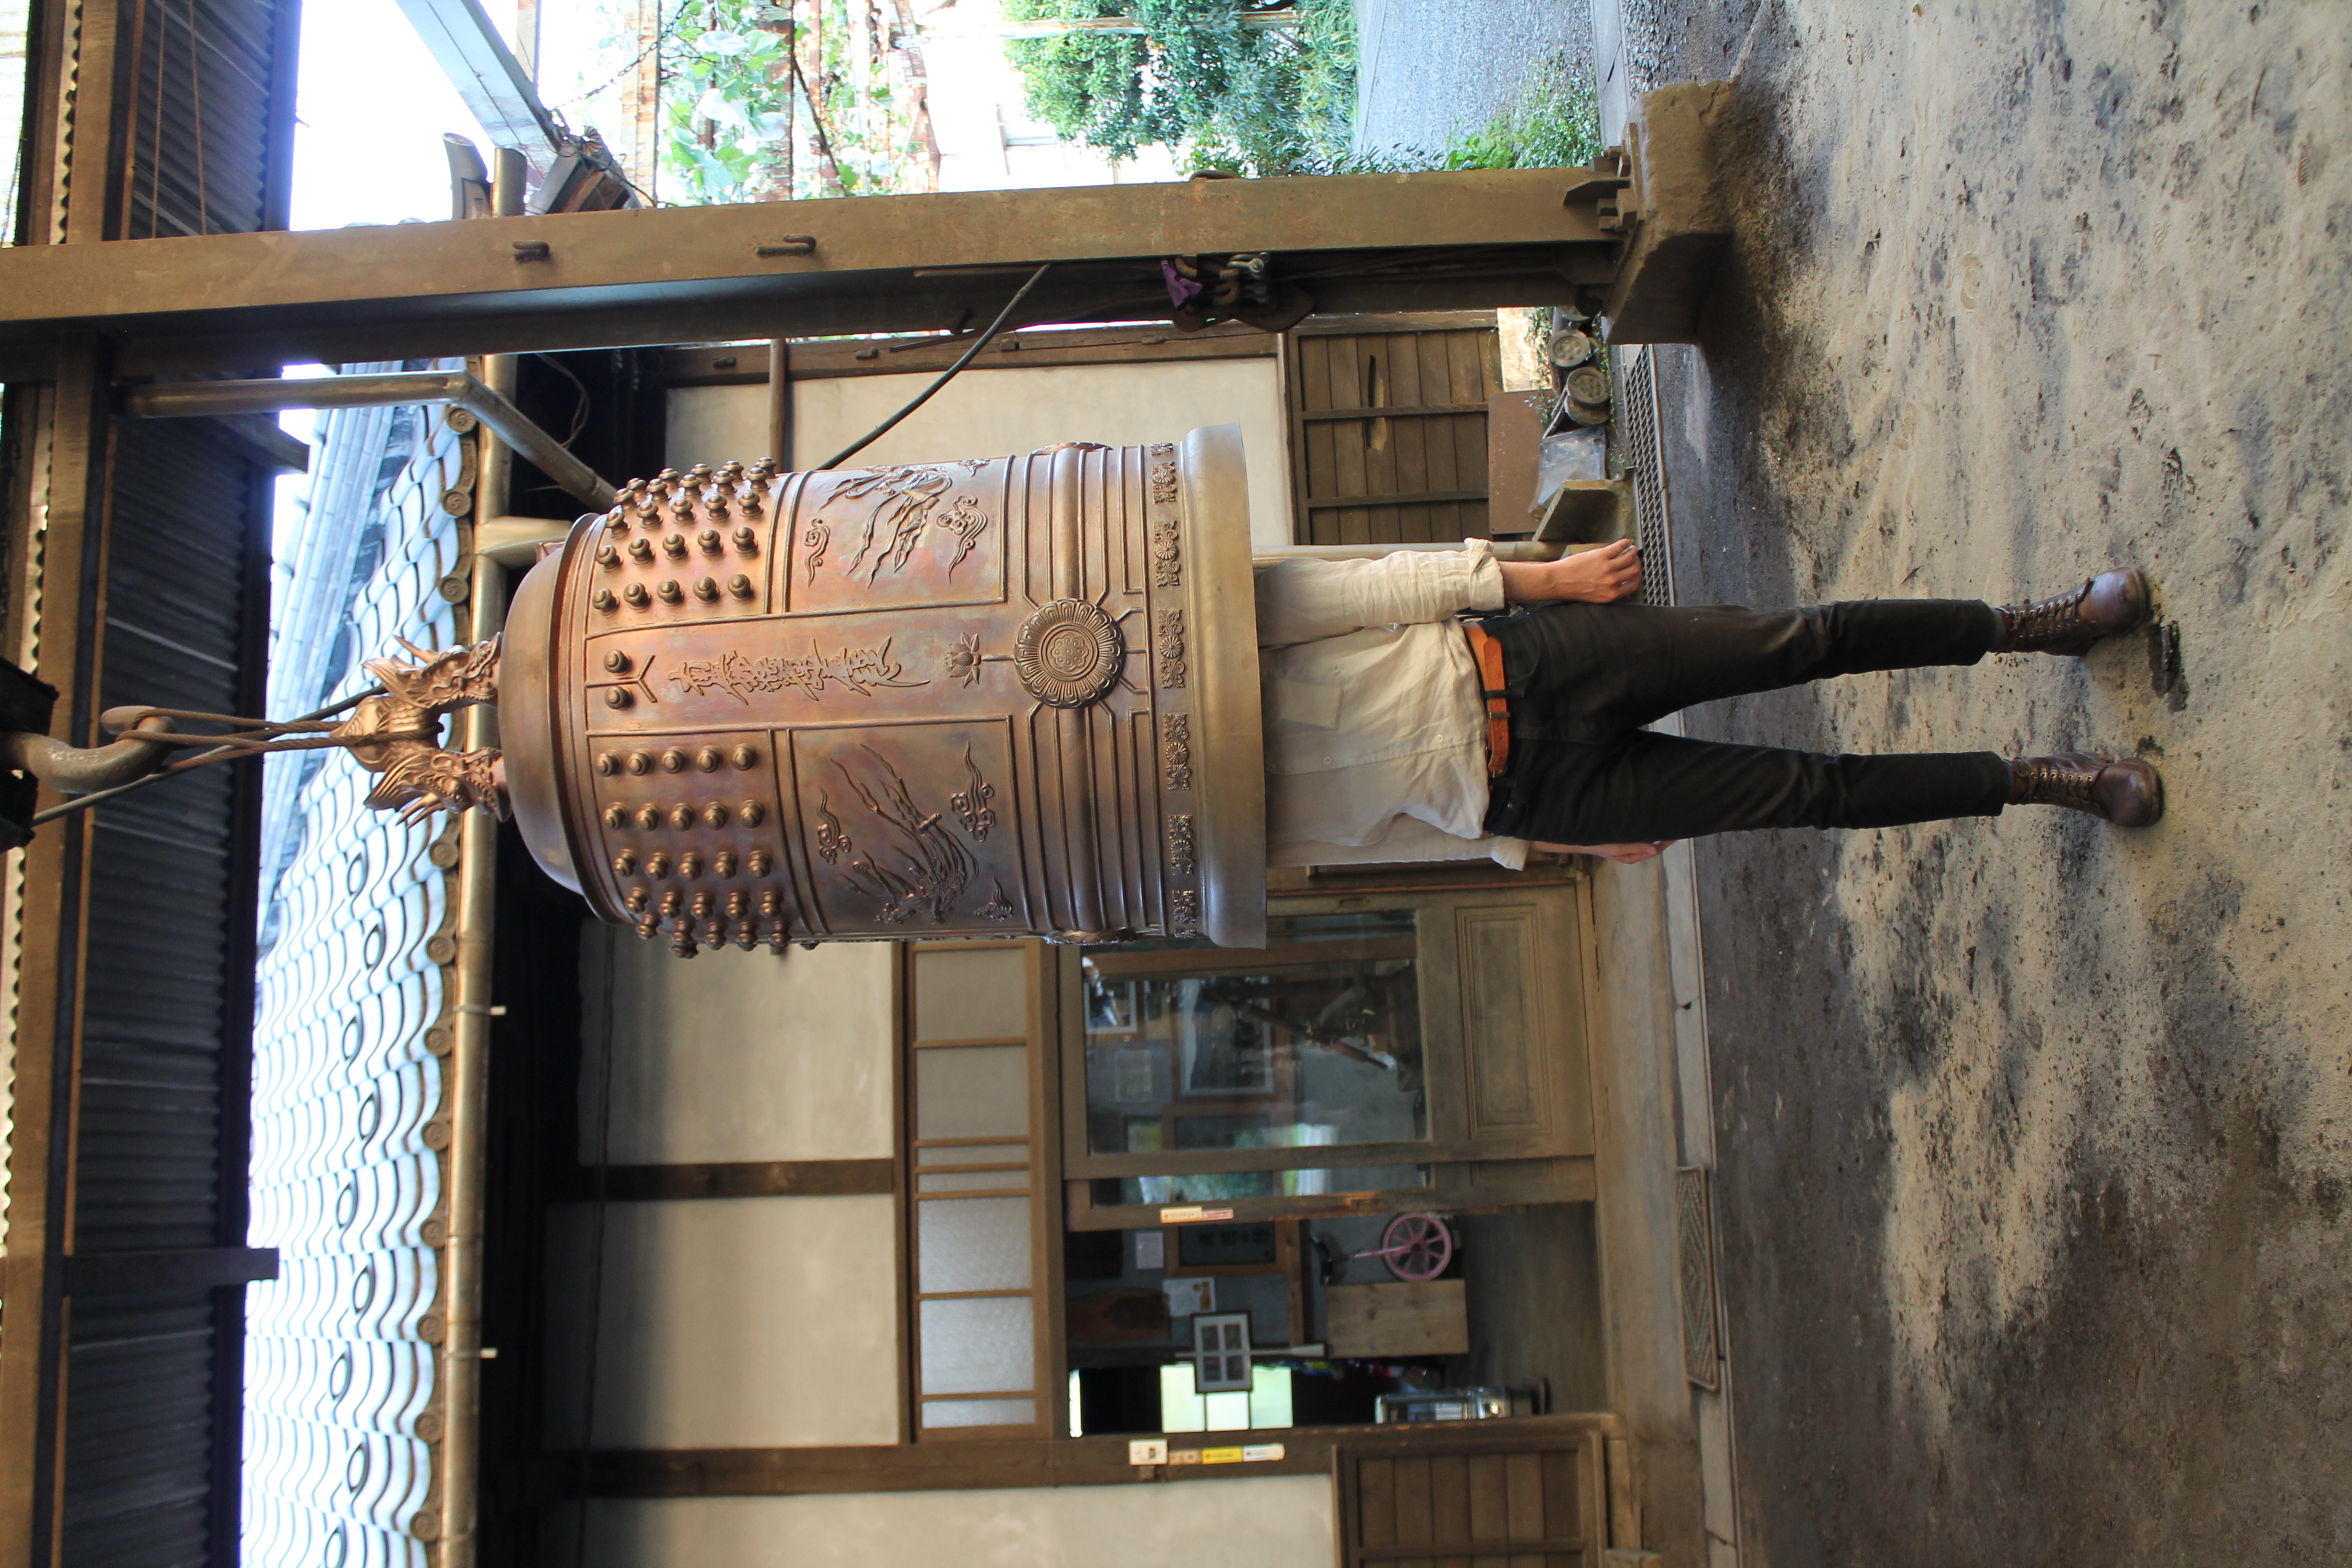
[1434,57,1604,172]
[659,0,927,205]
[659,3,792,204]
[1002,0,1356,176]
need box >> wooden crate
[1326,1280,1469,1358]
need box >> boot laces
[2005,580,2092,645]
[2018,756,2098,807]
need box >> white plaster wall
[554,1476,1336,1568]
[578,924,895,1166]
[666,357,1295,550]
[544,1195,901,1449]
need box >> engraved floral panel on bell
[784,460,1008,616]
[790,720,1025,934]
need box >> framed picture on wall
[1085,976,1140,1038]
[1178,994,1275,1098]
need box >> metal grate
[1616,345,1676,606]
[1675,1166,1721,1389]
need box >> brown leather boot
[2009,753,2164,826]
[1993,568,2153,654]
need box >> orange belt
[1463,622,1510,777]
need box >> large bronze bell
[497,424,1265,953]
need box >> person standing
[1256,538,2160,869]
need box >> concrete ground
[1351,0,1591,159]
[1622,3,2352,1562]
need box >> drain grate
[1616,345,1676,606]
[1675,1165,1721,1389]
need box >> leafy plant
[1433,56,1604,172]
[658,0,929,205]
[1001,0,1356,177]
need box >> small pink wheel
[1378,1212,1453,1281]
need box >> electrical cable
[816,263,1054,470]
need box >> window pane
[917,1196,1032,1294]
[1110,1164,1429,1207]
[1158,1363,1205,1432]
[914,1045,1028,1141]
[1202,1390,1251,1430]
[918,1296,1033,1395]
[917,1169,1029,1195]
[913,947,1027,1039]
[1082,911,1427,1159]
[1247,1366,1294,1429]
[922,1398,1035,1429]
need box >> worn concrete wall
[577,925,895,1164]
[543,1194,901,1449]
[665,357,1295,549]
[553,930,902,1447]
[552,1476,1336,1568]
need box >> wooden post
[767,337,792,467]
[0,337,113,1568]
[619,0,662,202]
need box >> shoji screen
[903,942,1055,1437]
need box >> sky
[288,0,498,231]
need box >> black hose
[816,263,1054,471]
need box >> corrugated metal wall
[51,2,294,1561]
[64,417,267,1566]
[117,0,283,238]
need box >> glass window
[1157,1363,1295,1433]
[1081,911,1427,1161]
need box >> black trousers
[1479,599,2016,844]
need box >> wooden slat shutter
[1337,1427,1605,1568]
[1285,314,1506,545]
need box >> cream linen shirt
[1255,542,1529,870]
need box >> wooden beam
[1064,1158,1597,1232]
[61,1247,279,1295]
[560,1158,897,1201]
[654,321,1276,389]
[1292,311,1499,336]
[1302,404,1489,421]
[766,337,790,466]
[0,169,1610,372]
[548,1414,1625,1499]
[0,341,115,1568]
[1304,488,1488,510]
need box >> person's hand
[1497,538,1643,605]
[1533,839,1676,864]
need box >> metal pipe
[437,146,519,1559]
[434,549,504,1568]
[121,371,617,510]
[474,513,573,567]
[429,140,523,1568]
[2,714,175,793]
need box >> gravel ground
[1630,2,2352,1562]
[1351,0,1593,159]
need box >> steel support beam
[394,0,562,172]
[0,170,1617,373]
[123,370,617,508]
